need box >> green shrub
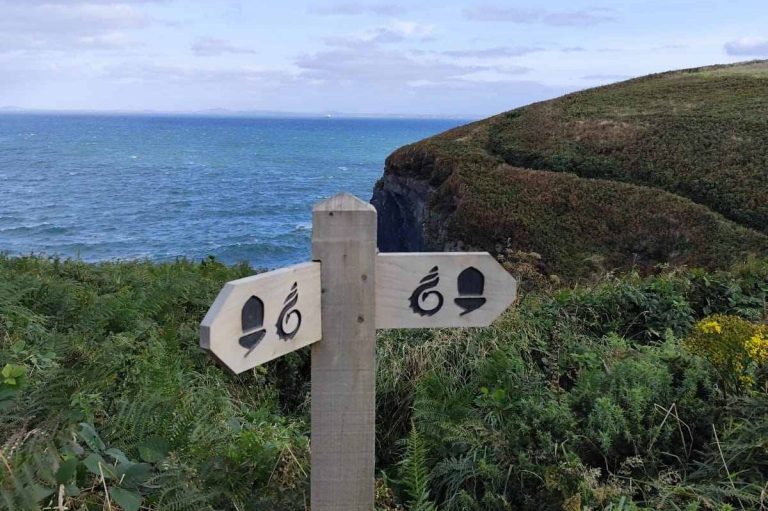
[377,260,768,510]
[0,255,306,510]
[2,255,767,510]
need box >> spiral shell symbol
[276,282,302,340]
[408,266,444,316]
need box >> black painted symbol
[276,282,302,340]
[239,296,266,352]
[409,266,444,316]
[454,267,486,315]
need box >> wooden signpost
[201,193,517,510]
[200,262,322,374]
[376,252,517,329]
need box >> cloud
[293,46,559,115]
[76,32,139,50]
[296,47,482,85]
[2,3,151,31]
[581,74,631,81]
[295,40,537,92]
[543,8,614,26]
[390,21,434,38]
[463,5,539,22]
[192,38,257,57]
[0,1,155,53]
[0,0,164,4]
[441,46,542,58]
[657,44,688,50]
[367,28,407,44]
[310,3,405,16]
[495,65,531,75]
[0,0,568,116]
[323,21,435,47]
[95,57,549,115]
[459,66,531,81]
[463,5,615,26]
[103,62,294,86]
[724,37,768,56]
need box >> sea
[0,114,466,269]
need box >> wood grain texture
[311,193,377,510]
[200,262,321,374]
[375,252,517,329]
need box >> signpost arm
[311,193,377,510]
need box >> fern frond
[398,422,436,511]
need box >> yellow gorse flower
[698,320,722,334]
[745,329,768,364]
[740,374,755,387]
[684,315,766,392]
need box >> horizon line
[0,106,481,121]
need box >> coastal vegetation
[4,61,768,511]
[1,254,767,510]
[374,60,768,279]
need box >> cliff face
[372,146,460,252]
[371,61,768,279]
[372,174,431,252]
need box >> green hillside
[1,256,767,510]
[375,61,768,279]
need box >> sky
[1,0,767,117]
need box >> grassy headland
[1,255,767,510]
[376,60,768,279]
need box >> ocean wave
[0,115,464,268]
[0,223,71,235]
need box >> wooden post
[311,193,377,510]
[201,193,518,507]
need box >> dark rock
[371,174,432,252]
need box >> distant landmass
[0,106,476,120]
[373,60,768,280]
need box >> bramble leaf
[77,422,105,452]
[138,437,170,463]
[55,458,78,484]
[110,487,142,511]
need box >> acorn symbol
[239,296,266,352]
[454,267,486,315]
